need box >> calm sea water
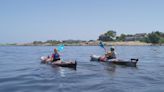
[0,46,164,92]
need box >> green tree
[146,31,160,43]
[33,41,43,44]
[159,37,164,43]
[98,30,116,41]
[116,34,126,41]
[104,30,116,39]
[45,40,61,45]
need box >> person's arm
[49,54,54,61]
[51,54,54,58]
[106,52,113,58]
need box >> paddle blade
[57,44,64,52]
[99,41,104,48]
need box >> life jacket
[52,53,60,60]
[106,51,116,59]
[111,52,116,59]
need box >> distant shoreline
[1,41,164,46]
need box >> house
[125,33,147,41]
[124,35,135,41]
[62,40,85,43]
[134,33,147,40]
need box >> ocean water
[0,46,164,92]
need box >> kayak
[40,56,77,69]
[52,61,77,69]
[90,55,138,67]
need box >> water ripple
[0,46,164,92]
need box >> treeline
[32,40,90,46]
[99,30,164,44]
[33,40,61,45]
[142,31,164,44]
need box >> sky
[0,0,164,43]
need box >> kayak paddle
[99,41,107,52]
[57,44,64,52]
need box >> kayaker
[105,47,116,59]
[45,48,61,63]
[51,48,61,62]
[99,47,116,61]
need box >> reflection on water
[0,46,164,92]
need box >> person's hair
[54,48,57,52]
[110,48,114,51]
